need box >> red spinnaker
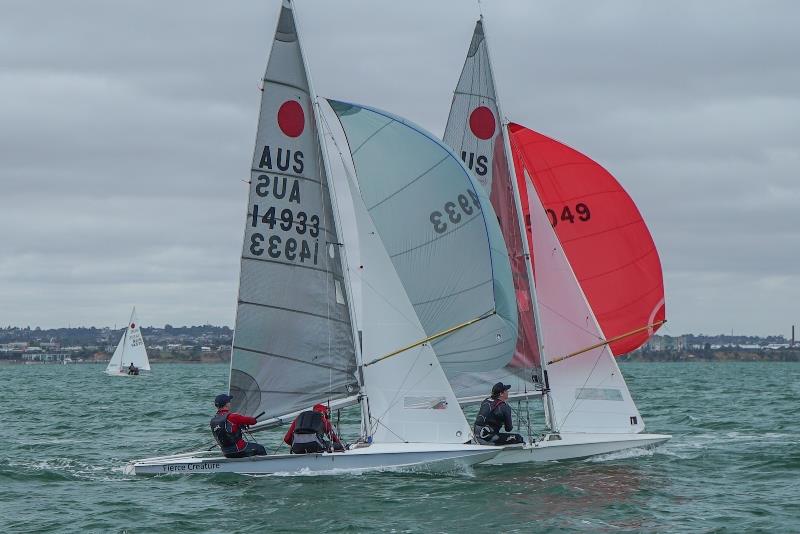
[509,123,665,355]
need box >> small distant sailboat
[442,16,670,462]
[105,307,150,376]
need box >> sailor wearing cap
[473,382,524,445]
[209,393,267,458]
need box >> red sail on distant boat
[509,123,665,355]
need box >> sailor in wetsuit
[473,382,524,445]
[283,403,344,454]
[127,363,139,375]
[209,394,267,458]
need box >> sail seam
[367,155,449,211]
[453,90,497,102]
[238,300,351,325]
[249,168,326,186]
[388,212,483,259]
[241,256,344,279]
[261,78,308,95]
[352,121,393,155]
[412,278,493,306]
[232,345,355,374]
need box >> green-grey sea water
[2,362,798,533]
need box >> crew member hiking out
[283,403,344,454]
[209,393,267,458]
[473,382,524,446]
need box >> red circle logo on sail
[277,100,305,138]
[469,106,495,140]
[130,323,136,329]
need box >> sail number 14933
[248,205,320,264]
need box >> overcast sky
[1,0,798,336]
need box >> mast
[479,15,556,431]
[290,0,370,439]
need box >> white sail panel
[229,2,358,419]
[329,100,517,375]
[443,20,543,400]
[105,333,125,374]
[343,166,471,444]
[524,172,644,434]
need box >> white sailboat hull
[104,369,147,377]
[483,433,671,464]
[128,443,500,476]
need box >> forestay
[329,100,517,375]
[524,170,644,434]
[228,1,358,419]
[443,19,542,399]
[510,124,665,355]
[106,308,150,373]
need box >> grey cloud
[1,0,798,335]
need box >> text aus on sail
[248,145,322,266]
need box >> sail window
[335,280,345,305]
[403,396,448,409]
[575,387,624,402]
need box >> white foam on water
[585,447,656,463]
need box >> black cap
[214,393,234,408]
[491,382,511,397]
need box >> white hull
[127,443,500,476]
[484,433,671,464]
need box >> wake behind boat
[105,307,150,377]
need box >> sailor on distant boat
[474,382,524,446]
[127,363,139,375]
[210,394,267,458]
[284,403,344,454]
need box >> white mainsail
[443,19,544,400]
[106,308,150,374]
[228,0,359,419]
[524,171,643,433]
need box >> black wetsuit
[473,397,524,445]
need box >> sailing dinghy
[105,307,150,376]
[441,17,669,463]
[129,1,517,476]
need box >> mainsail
[106,308,150,373]
[329,100,518,377]
[443,19,542,399]
[523,171,643,433]
[510,124,666,355]
[228,1,358,419]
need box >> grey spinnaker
[229,4,358,419]
[328,99,517,375]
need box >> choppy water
[2,362,798,533]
